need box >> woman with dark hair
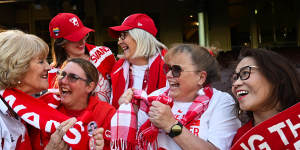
[231,48,300,149]
[48,13,116,102]
[31,58,116,150]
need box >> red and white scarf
[110,85,213,150]
[1,88,93,150]
[110,49,167,109]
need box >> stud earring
[17,81,21,84]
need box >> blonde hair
[0,30,49,89]
[128,28,167,59]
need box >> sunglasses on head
[163,63,200,78]
[231,65,258,82]
[57,71,88,83]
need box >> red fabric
[231,120,253,145]
[2,88,110,150]
[110,49,167,109]
[15,127,32,150]
[49,13,94,42]
[30,95,116,150]
[86,43,116,80]
[231,102,300,150]
[48,43,116,89]
[110,104,137,150]
[136,85,213,150]
[108,13,158,38]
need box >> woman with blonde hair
[108,13,168,108]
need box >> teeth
[237,91,248,97]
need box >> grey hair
[128,28,167,59]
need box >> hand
[148,101,177,133]
[118,88,134,105]
[92,128,105,150]
[44,117,77,150]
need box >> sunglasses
[118,31,129,40]
[231,65,258,82]
[163,63,199,78]
[57,71,88,83]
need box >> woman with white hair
[108,13,168,108]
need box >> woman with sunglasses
[108,13,168,109]
[116,44,240,150]
[48,13,116,102]
[231,48,300,149]
[30,58,116,150]
[0,30,83,150]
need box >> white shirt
[138,87,241,150]
[0,99,26,150]
[131,64,148,90]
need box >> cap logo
[69,17,79,27]
[138,22,143,26]
[53,27,60,36]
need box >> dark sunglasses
[163,63,199,78]
[57,71,88,83]
[231,65,258,82]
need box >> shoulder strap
[0,94,18,119]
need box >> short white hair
[128,28,167,59]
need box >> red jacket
[110,49,167,108]
[29,96,116,150]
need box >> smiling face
[117,31,137,60]
[166,52,206,102]
[19,55,50,95]
[63,35,88,58]
[232,57,273,112]
[58,62,94,110]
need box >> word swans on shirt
[1,88,89,150]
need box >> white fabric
[0,103,26,150]
[131,64,148,90]
[137,87,241,150]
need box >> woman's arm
[149,101,219,150]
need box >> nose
[117,38,123,45]
[232,77,242,88]
[45,61,51,71]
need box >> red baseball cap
[108,13,157,38]
[49,13,94,42]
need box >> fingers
[119,88,133,105]
[56,117,77,137]
[93,128,104,150]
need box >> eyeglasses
[118,31,128,40]
[231,65,258,82]
[57,71,88,83]
[163,63,199,78]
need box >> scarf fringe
[110,139,136,150]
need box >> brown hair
[165,43,220,85]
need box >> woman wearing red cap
[48,13,116,103]
[108,13,168,109]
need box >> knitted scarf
[110,49,167,109]
[1,88,92,150]
[110,85,213,150]
[137,85,213,150]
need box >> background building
[1,0,300,66]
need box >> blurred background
[1,0,300,91]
